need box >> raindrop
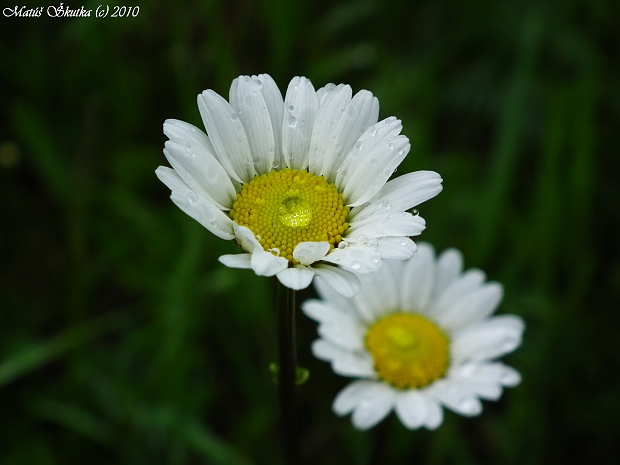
[255,235,261,241]
[210,221,217,227]
[187,192,199,204]
[376,229,384,239]
[368,127,377,137]
[368,238,379,248]
[372,256,380,265]
[399,239,408,246]
[370,159,378,166]
[381,199,391,209]
[245,157,253,165]
[253,156,261,165]
[337,241,348,249]
[190,126,196,132]
[272,160,280,169]
[254,78,263,89]
[288,116,297,128]
[262,106,268,112]
[340,108,345,114]
[288,104,295,111]
[351,261,362,270]
[355,141,364,151]
[410,208,419,216]
[383,168,392,177]
[356,234,368,245]
[385,118,393,126]
[231,113,239,121]
[301,119,306,125]
[398,149,404,155]
[388,142,395,150]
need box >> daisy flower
[156,74,443,297]
[302,243,524,430]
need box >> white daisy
[156,74,443,297]
[302,243,524,430]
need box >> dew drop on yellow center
[365,313,450,389]
[228,168,350,263]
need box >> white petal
[163,140,236,209]
[282,77,318,170]
[375,237,417,260]
[253,74,284,170]
[293,241,330,266]
[218,253,252,269]
[349,171,443,222]
[313,264,361,298]
[395,390,430,430]
[302,300,359,325]
[229,76,275,174]
[313,279,360,319]
[198,90,255,183]
[341,131,410,206]
[316,83,336,105]
[156,166,189,192]
[169,190,234,240]
[251,250,288,276]
[431,248,463,303]
[336,117,403,193]
[437,282,504,332]
[233,224,261,253]
[352,261,400,320]
[428,269,486,320]
[321,246,382,274]
[351,383,397,430]
[346,211,426,239]
[276,266,315,290]
[451,315,525,362]
[424,398,444,430]
[307,84,352,175]
[333,380,379,416]
[321,90,379,181]
[317,315,365,351]
[427,380,483,417]
[399,243,436,314]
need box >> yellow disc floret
[365,313,450,389]
[228,168,350,263]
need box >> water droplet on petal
[370,159,378,166]
[190,126,196,132]
[381,199,391,209]
[187,192,199,204]
[371,256,380,265]
[376,229,384,239]
[255,235,261,241]
[385,118,393,126]
[288,116,297,127]
[231,113,239,121]
[388,142,395,150]
[254,78,263,89]
[288,104,295,111]
[410,208,419,216]
[356,234,368,245]
[210,221,217,227]
[399,239,408,246]
[368,127,377,137]
[351,261,362,270]
[272,160,280,169]
[337,241,348,249]
[355,141,364,150]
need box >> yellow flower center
[365,313,450,389]
[229,168,350,263]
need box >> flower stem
[277,281,303,464]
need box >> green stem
[277,281,303,464]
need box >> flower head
[302,243,524,429]
[156,75,443,297]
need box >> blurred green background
[1,0,619,463]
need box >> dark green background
[1,0,618,463]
